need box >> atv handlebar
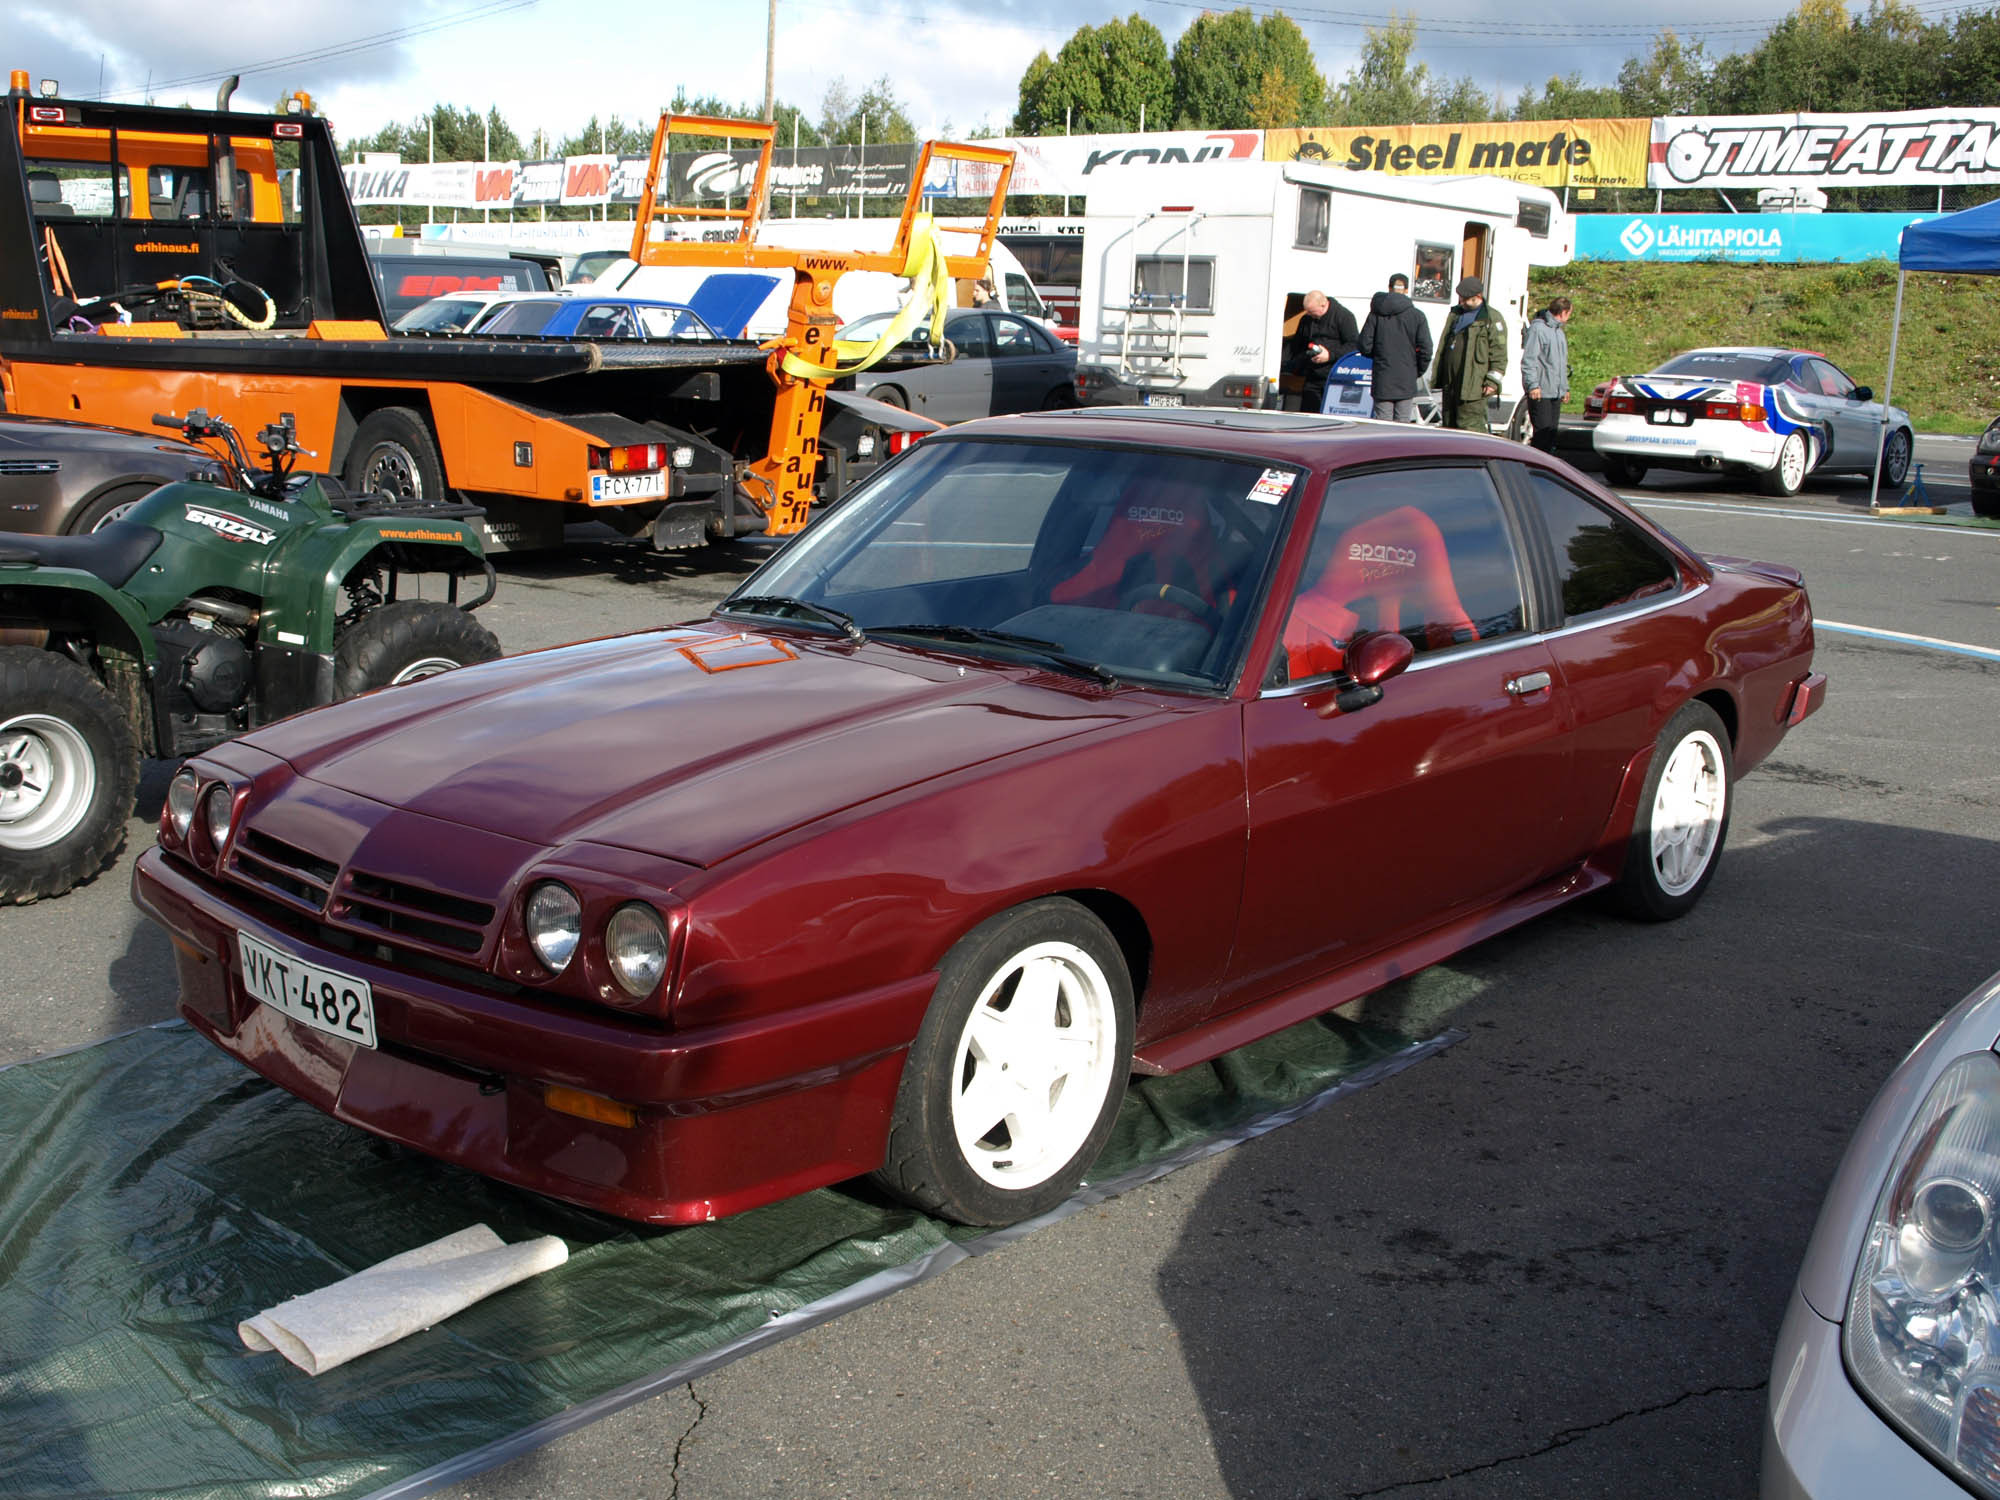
[152,408,303,495]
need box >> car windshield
[477,300,567,336]
[838,312,942,344]
[729,437,1297,692]
[1652,351,1792,383]
[393,298,486,333]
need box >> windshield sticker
[183,505,275,545]
[1248,469,1295,504]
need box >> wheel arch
[63,477,169,535]
[332,388,441,476]
[1692,686,1739,751]
[1050,887,1154,1009]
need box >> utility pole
[764,0,777,121]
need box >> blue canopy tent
[1872,199,2000,507]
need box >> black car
[1972,415,2000,518]
[0,414,225,535]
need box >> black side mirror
[1316,631,1416,717]
[1853,386,1873,402]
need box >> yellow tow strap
[777,213,951,380]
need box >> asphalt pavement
[3,440,1996,1500]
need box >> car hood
[246,624,1153,867]
[0,414,205,461]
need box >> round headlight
[166,770,199,840]
[525,882,582,974]
[201,784,234,854]
[605,903,669,998]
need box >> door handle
[1506,670,1552,697]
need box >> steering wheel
[1119,580,1222,628]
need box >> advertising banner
[342,161,491,209]
[667,144,918,202]
[1651,110,2000,189]
[1577,211,1935,263]
[926,130,1261,198]
[1265,120,1650,189]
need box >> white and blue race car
[1591,347,1913,497]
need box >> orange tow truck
[0,73,1012,551]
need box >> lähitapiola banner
[1651,110,2000,189]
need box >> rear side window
[478,300,565,336]
[1524,471,1679,620]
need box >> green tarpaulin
[0,1007,1457,1500]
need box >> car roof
[1667,346,1806,361]
[927,407,1544,471]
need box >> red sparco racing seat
[1051,481,1221,622]
[1283,505,1477,679]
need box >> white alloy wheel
[1648,728,1727,897]
[949,939,1120,1190]
[0,712,97,851]
[1762,430,1808,496]
[389,656,463,684]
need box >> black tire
[1504,395,1531,443]
[873,898,1135,1226]
[1600,456,1647,488]
[1974,487,2000,520]
[0,647,140,904]
[1880,427,1913,490]
[1611,701,1733,922]
[344,406,447,503]
[1041,385,1077,411]
[1759,430,1809,497]
[334,600,500,699]
[66,482,158,535]
[870,386,908,410]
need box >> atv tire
[335,601,501,699]
[0,647,140,903]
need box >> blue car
[470,294,723,342]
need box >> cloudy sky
[8,0,1973,149]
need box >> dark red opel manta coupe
[133,409,1826,1228]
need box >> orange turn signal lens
[545,1086,638,1128]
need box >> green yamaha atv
[0,409,500,903]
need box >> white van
[1071,161,1570,417]
[590,216,1055,338]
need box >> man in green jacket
[1432,276,1507,433]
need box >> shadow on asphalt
[492,526,773,589]
[1157,811,2000,1500]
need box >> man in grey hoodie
[1521,296,1573,453]
[1357,273,1434,422]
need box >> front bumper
[1594,414,1779,472]
[1970,452,2000,493]
[1764,1289,1963,1498]
[133,846,934,1224]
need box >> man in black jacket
[1357,273,1434,422]
[1287,289,1358,412]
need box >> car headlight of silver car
[604,903,670,998]
[1979,424,2000,454]
[1846,1050,2000,1494]
[524,881,583,974]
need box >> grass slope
[1528,260,1997,434]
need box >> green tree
[1325,14,1492,125]
[1011,14,1174,135]
[557,116,652,157]
[1709,0,1935,112]
[349,103,520,163]
[819,77,917,144]
[1615,31,1714,116]
[1510,73,1624,121]
[1170,8,1326,130]
[1938,5,2000,105]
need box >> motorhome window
[1296,188,1331,251]
[1515,200,1552,237]
[1412,243,1454,303]
[1133,257,1214,312]
[26,161,128,219]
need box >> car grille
[229,827,496,959]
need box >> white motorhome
[589,217,1055,338]
[1072,161,1571,419]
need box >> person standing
[1431,276,1507,433]
[1521,295,1573,454]
[1287,290,1358,413]
[1357,272,1433,422]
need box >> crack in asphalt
[668,1381,708,1499]
[1341,1381,1769,1497]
